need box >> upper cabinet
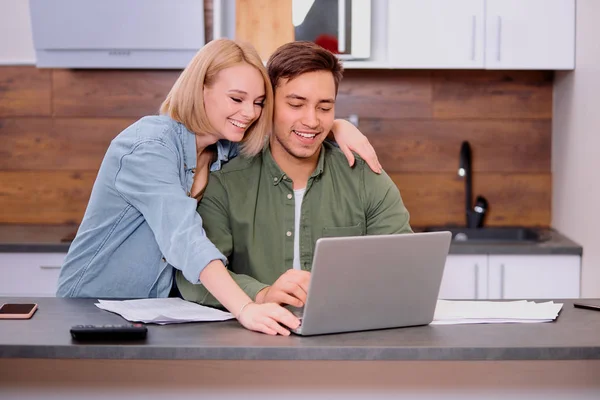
[386,0,575,70]
[484,0,575,70]
[387,0,485,69]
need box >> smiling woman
[202,64,266,146]
[54,38,381,337]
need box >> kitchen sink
[423,226,542,243]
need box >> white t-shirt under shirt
[292,187,306,270]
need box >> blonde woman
[56,39,380,336]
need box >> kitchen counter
[2,297,600,399]
[1,297,599,361]
[0,298,600,400]
[446,228,582,255]
[0,224,583,255]
[0,224,76,253]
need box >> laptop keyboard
[287,306,304,323]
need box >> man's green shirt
[176,142,412,306]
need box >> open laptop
[289,231,451,336]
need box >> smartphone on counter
[573,302,600,312]
[0,303,38,319]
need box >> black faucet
[458,141,488,229]
[458,141,473,227]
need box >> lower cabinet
[438,255,488,300]
[0,251,582,299]
[0,253,66,297]
[439,254,581,300]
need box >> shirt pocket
[322,222,365,238]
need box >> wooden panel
[336,70,432,119]
[204,0,213,42]
[0,172,551,227]
[0,118,135,171]
[361,118,551,173]
[235,0,294,61]
[0,65,555,226]
[0,67,51,117]
[432,70,553,119]
[0,171,97,224]
[391,173,552,228]
[52,70,179,117]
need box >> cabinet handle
[338,0,346,53]
[39,265,62,269]
[496,16,502,62]
[500,263,505,299]
[471,15,476,61]
[474,263,479,299]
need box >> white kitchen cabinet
[485,0,575,70]
[439,253,581,300]
[487,255,581,299]
[387,0,484,69]
[438,255,488,299]
[0,253,65,296]
[386,0,575,70]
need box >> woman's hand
[236,302,300,336]
[331,119,382,174]
[198,260,299,336]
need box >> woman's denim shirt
[56,115,236,298]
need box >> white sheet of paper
[431,299,563,325]
[95,298,235,325]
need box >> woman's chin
[223,130,246,143]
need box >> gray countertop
[0,224,76,253]
[446,228,582,255]
[1,297,599,361]
[0,224,583,255]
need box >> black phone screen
[0,304,37,314]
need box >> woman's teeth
[294,130,316,139]
[229,119,247,129]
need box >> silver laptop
[289,231,451,336]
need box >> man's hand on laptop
[255,270,311,307]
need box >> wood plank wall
[0,67,553,228]
[0,2,552,228]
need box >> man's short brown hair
[267,41,344,95]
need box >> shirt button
[161,257,166,262]
[273,177,278,182]
[187,191,191,197]
[286,231,292,237]
[191,168,196,173]
[287,194,292,199]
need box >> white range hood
[29,0,206,69]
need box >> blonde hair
[160,39,273,156]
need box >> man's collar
[263,144,325,185]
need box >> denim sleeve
[114,139,227,284]
[192,173,268,304]
[174,172,268,306]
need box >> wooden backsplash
[0,66,552,228]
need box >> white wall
[0,0,35,64]
[553,0,600,297]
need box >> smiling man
[176,41,412,318]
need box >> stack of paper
[431,299,563,325]
[95,298,235,325]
